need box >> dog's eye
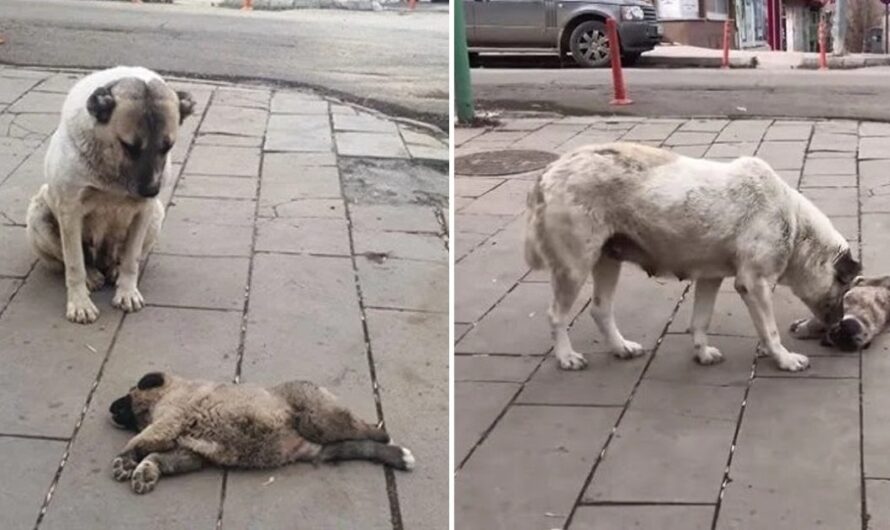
[119,139,142,159]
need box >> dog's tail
[524,179,549,270]
[319,440,415,471]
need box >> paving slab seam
[561,286,689,529]
[364,305,448,315]
[329,107,403,530]
[251,249,351,260]
[579,500,717,506]
[0,433,69,443]
[0,260,36,319]
[756,374,858,380]
[144,302,242,313]
[0,135,49,188]
[453,210,521,265]
[513,402,625,408]
[174,194,256,202]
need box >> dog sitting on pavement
[524,142,860,372]
[26,66,194,324]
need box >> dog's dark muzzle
[137,182,161,198]
[109,395,138,431]
[826,317,865,352]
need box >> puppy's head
[108,372,171,432]
[806,247,861,327]
[87,77,195,198]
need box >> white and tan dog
[26,67,194,324]
[525,143,860,372]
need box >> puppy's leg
[275,381,389,444]
[852,276,890,288]
[590,256,645,360]
[112,202,157,312]
[550,267,587,370]
[129,448,205,495]
[56,205,98,323]
[690,278,723,365]
[318,440,415,471]
[789,317,826,340]
[735,273,809,372]
[117,418,181,463]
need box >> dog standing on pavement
[524,142,860,372]
[26,67,194,324]
[109,372,414,494]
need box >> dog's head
[109,372,172,432]
[86,77,195,198]
[804,247,861,327]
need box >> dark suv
[464,0,662,67]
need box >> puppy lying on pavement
[791,276,890,352]
[109,372,414,494]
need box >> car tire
[569,20,613,68]
[622,52,641,66]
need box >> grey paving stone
[512,124,587,151]
[199,104,267,137]
[670,287,757,337]
[775,169,800,188]
[860,160,890,205]
[0,225,35,277]
[802,187,858,216]
[455,212,514,237]
[664,131,718,146]
[260,197,344,218]
[212,87,271,109]
[455,177,504,198]
[176,174,256,199]
[860,136,890,160]
[803,156,857,175]
[571,505,714,530]
[40,307,240,529]
[455,231,487,262]
[168,113,199,166]
[518,354,643,406]
[157,197,255,257]
[800,173,857,188]
[816,120,858,134]
[455,381,520,466]
[259,163,342,216]
[330,103,356,115]
[647,334,756,387]
[264,114,333,152]
[9,112,60,138]
[455,354,540,382]
[0,266,121,437]
[7,91,65,113]
[714,120,770,143]
[455,406,619,530]
[0,144,46,225]
[807,149,856,158]
[756,141,806,170]
[771,288,844,358]
[141,254,248,310]
[349,204,441,233]
[269,91,329,114]
[454,127,487,147]
[0,437,65,529]
[194,133,262,147]
[809,132,858,152]
[0,76,41,104]
[866,480,890,528]
[333,112,398,133]
[715,378,859,530]
[557,130,625,153]
[861,122,890,137]
[755,354,858,378]
[0,68,52,80]
[763,123,812,141]
[400,127,447,148]
[622,122,681,142]
[706,142,758,158]
[459,178,529,216]
[255,217,350,256]
[406,143,448,162]
[585,381,743,503]
[829,215,858,241]
[336,131,409,158]
[356,258,447,312]
[182,145,260,177]
[863,334,890,477]
[678,118,729,132]
[353,230,446,262]
[0,277,20,311]
[365,309,448,530]
[497,118,551,131]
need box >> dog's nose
[138,183,160,198]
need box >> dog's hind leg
[550,266,588,370]
[735,273,809,372]
[318,440,415,471]
[690,278,723,365]
[590,256,646,360]
[26,187,64,272]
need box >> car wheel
[569,20,613,68]
[622,52,641,66]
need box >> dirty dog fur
[26,66,195,324]
[791,275,890,352]
[524,142,860,372]
[109,372,414,494]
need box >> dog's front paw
[694,346,724,365]
[66,293,99,324]
[130,460,160,494]
[112,288,145,313]
[613,340,646,360]
[112,455,138,482]
[557,350,588,370]
[776,352,810,372]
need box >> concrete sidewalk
[455,115,890,529]
[646,43,890,69]
[0,65,448,529]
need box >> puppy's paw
[789,318,824,340]
[130,460,160,494]
[853,276,866,287]
[112,287,145,313]
[66,293,99,324]
[694,346,724,365]
[399,447,415,471]
[85,268,106,292]
[776,352,810,372]
[557,351,588,370]
[613,340,646,360]
[111,455,138,482]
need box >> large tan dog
[26,67,194,324]
[525,143,860,372]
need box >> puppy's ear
[176,91,195,124]
[835,248,862,285]
[86,86,116,124]
[137,372,165,390]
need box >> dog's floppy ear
[137,372,165,390]
[176,91,195,124]
[835,248,862,285]
[86,86,116,124]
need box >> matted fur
[525,142,859,372]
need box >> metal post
[819,13,828,69]
[454,0,475,123]
[722,19,732,68]
[606,18,632,105]
[885,2,888,54]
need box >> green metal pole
[454,0,475,123]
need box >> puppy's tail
[524,179,548,270]
[319,440,415,471]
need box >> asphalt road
[0,0,449,128]
[471,61,890,121]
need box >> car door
[463,0,477,43]
[472,0,550,47]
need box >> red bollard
[241,0,253,10]
[818,15,827,70]
[606,18,632,106]
[721,19,731,69]
[408,0,416,9]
